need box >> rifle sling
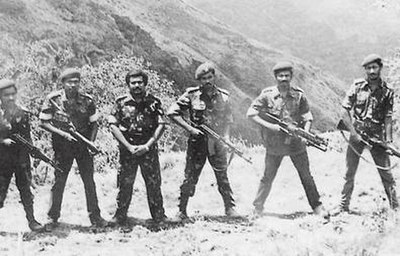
[340,131,397,171]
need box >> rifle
[10,134,65,173]
[187,120,253,164]
[337,119,400,158]
[260,112,328,152]
[49,99,101,155]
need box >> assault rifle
[187,120,253,164]
[260,112,328,152]
[10,134,65,173]
[49,99,101,155]
[337,119,400,158]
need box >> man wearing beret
[39,68,107,227]
[335,54,398,213]
[108,69,167,225]
[168,62,238,220]
[247,61,326,217]
[0,79,43,231]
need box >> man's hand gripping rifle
[261,112,328,152]
[49,99,101,155]
[337,119,400,158]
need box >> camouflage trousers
[179,136,235,212]
[48,142,101,222]
[253,151,322,211]
[341,137,399,209]
[115,146,165,221]
[0,150,36,222]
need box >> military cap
[195,62,216,80]
[272,61,293,74]
[361,54,382,67]
[0,79,16,91]
[59,68,81,82]
[125,69,148,85]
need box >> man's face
[63,77,80,95]
[0,87,17,108]
[365,62,382,81]
[128,76,146,96]
[275,70,292,90]
[199,71,216,89]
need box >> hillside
[185,0,400,84]
[0,0,345,143]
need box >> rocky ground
[1,140,400,255]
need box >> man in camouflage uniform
[168,62,238,219]
[0,79,43,231]
[39,68,107,227]
[337,54,398,212]
[108,69,167,224]
[247,61,326,217]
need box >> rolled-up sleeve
[167,91,190,116]
[88,100,98,123]
[385,89,394,118]
[299,94,313,122]
[38,96,54,121]
[246,93,267,117]
[108,101,120,125]
[342,83,356,110]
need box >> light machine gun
[187,119,253,165]
[49,99,101,155]
[10,133,65,173]
[337,119,400,158]
[260,112,328,152]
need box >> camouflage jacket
[108,92,164,144]
[39,89,98,136]
[247,85,312,155]
[167,85,233,135]
[0,104,31,154]
[342,78,393,130]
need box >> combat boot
[90,215,108,228]
[29,220,44,232]
[225,207,240,217]
[175,195,189,221]
[25,205,44,231]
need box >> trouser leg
[208,140,234,210]
[139,148,165,220]
[371,146,399,209]
[179,137,207,215]
[290,151,321,210]
[115,150,139,218]
[340,139,364,209]
[253,153,283,211]
[15,160,36,222]
[0,170,12,209]
[48,150,73,221]
[76,148,101,221]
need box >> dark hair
[125,69,148,85]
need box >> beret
[361,54,382,67]
[0,79,16,91]
[272,61,293,73]
[60,68,81,82]
[195,62,216,80]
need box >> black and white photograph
[0,0,400,255]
